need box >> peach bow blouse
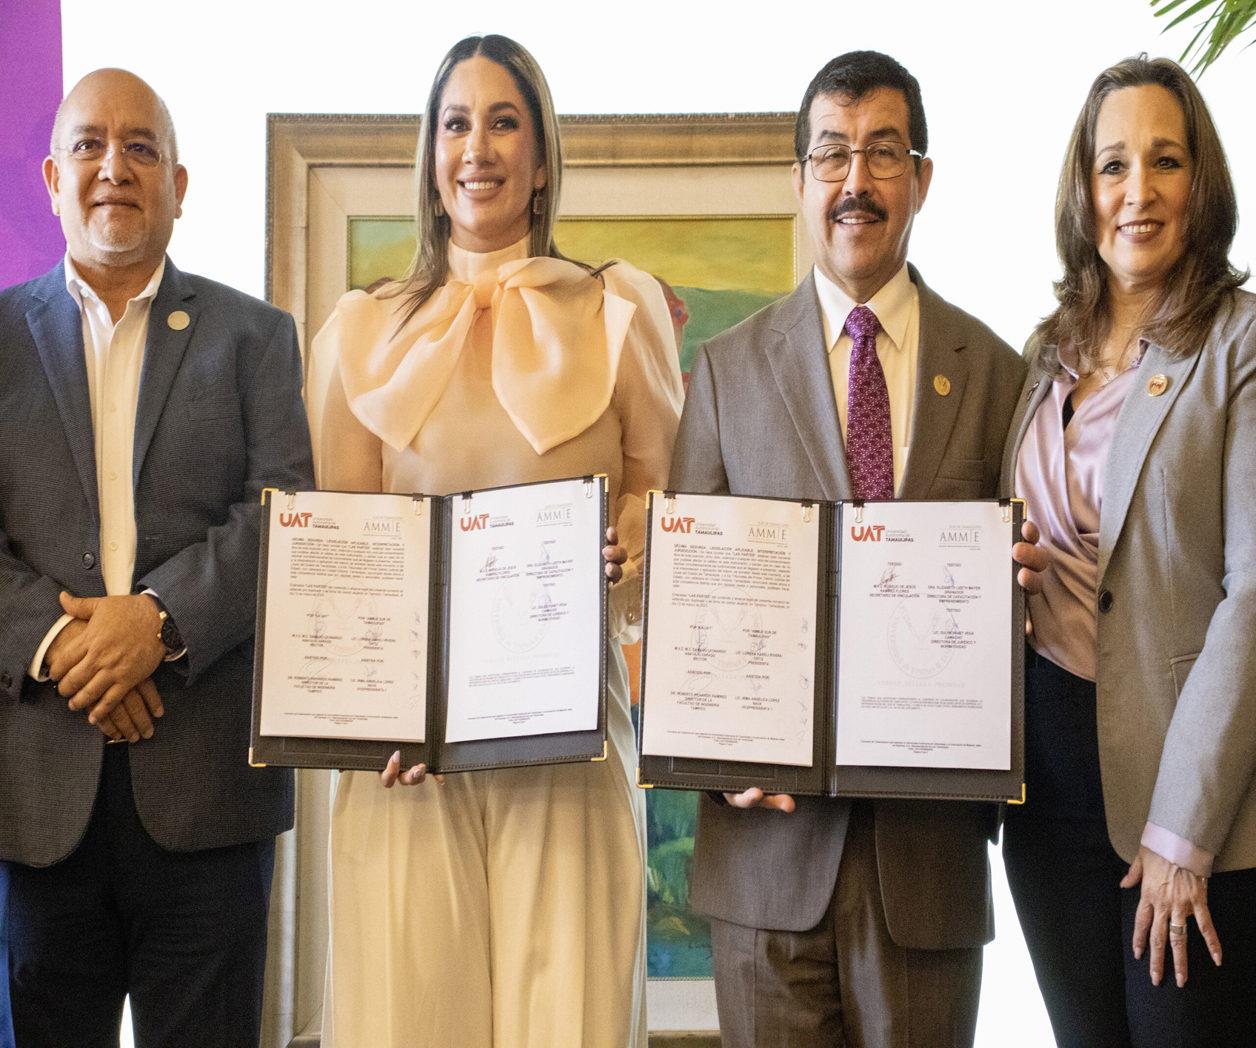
[305,236,684,639]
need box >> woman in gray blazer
[1001,55,1256,1048]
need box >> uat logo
[279,511,312,528]
[660,516,696,534]
[460,513,490,532]
[850,524,886,542]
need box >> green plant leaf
[1163,0,1222,29]
[1153,0,1256,74]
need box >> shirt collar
[813,262,915,353]
[63,253,166,314]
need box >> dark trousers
[4,745,275,1048]
[1003,648,1256,1048]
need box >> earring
[532,189,544,216]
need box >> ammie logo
[939,526,982,549]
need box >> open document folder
[637,491,1025,803]
[250,475,608,772]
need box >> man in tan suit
[670,51,1038,1046]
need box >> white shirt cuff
[29,613,74,681]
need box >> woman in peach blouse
[305,34,683,1048]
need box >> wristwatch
[149,596,185,660]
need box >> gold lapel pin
[167,310,190,331]
[1147,374,1169,397]
[933,374,951,397]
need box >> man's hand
[89,679,164,742]
[55,592,165,718]
[1122,845,1223,988]
[722,787,796,813]
[44,616,89,681]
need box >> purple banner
[0,0,64,289]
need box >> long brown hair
[1036,55,1246,373]
[384,35,590,325]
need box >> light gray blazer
[1000,289,1256,872]
[671,266,1026,947]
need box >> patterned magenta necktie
[844,305,894,500]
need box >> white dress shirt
[28,256,165,679]
[814,262,920,493]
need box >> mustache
[830,195,888,223]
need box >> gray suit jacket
[1000,289,1256,873]
[670,267,1026,948]
[0,259,314,867]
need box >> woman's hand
[381,750,444,788]
[1013,519,1049,595]
[603,526,628,583]
[1121,845,1222,987]
[1013,519,1050,636]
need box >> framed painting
[265,110,806,1047]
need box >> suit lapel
[1000,352,1052,496]
[764,275,850,501]
[899,269,968,499]
[133,259,197,487]
[27,264,100,522]
[1097,342,1201,584]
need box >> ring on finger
[1169,923,1188,938]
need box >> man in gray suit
[671,51,1037,1046]
[0,69,312,1046]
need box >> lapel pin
[167,310,190,331]
[933,374,951,397]
[1147,374,1169,397]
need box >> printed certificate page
[834,501,1012,770]
[443,478,602,743]
[258,490,430,742]
[641,494,819,766]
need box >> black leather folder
[250,475,609,773]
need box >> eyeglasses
[799,141,923,182]
[59,137,164,169]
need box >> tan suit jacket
[1000,289,1256,872]
[670,266,1026,947]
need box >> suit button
[1098,589,1114,613]
[0,673,11,689]
[82,552,96,568]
